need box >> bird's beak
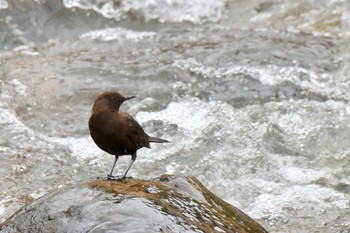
[123,96,135,102]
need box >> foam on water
[281,167,330,184]
[225,1,350,38]
[135,96,350,227]
[0,106,35,143]
[49,136,103,161]
[248,184,347,220]
[0,0,8,9]
[80,27,155,42]
[64,0,225,24]
[173,58,350,101]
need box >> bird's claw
[107,174,127,181]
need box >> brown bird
[89,90,168,179]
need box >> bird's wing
[120,111,151,149]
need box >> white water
[2,0,350,232]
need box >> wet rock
[0,175,267,233]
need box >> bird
[88,90,168,180]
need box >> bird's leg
[107,155,119,180]
[122,153,136,179]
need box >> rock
[0,175,267,233]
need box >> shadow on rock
[0,175,267,233]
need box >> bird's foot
[101,174,134,181]
[106,174,127,181]
[107,174,119,180]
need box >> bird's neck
[92,105,120,114]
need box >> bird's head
[92,90,135,114]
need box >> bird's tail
[149,137,169,143]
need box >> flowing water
[1,0,350,232]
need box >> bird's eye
[109,96,116,101]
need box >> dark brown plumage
[88,90,168,179]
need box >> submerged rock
[0,175,267,233]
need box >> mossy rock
[0,175,267,233]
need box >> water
[1,0,350,232]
